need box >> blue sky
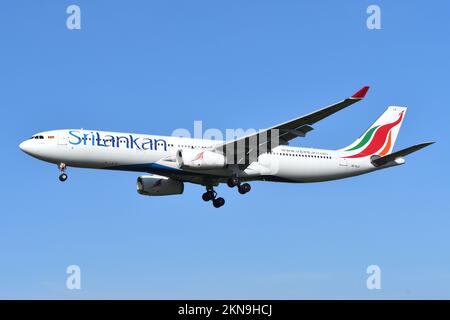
[1,0,449,299]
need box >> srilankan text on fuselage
[68,130,168,151]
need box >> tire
[227,177,239,188]
[59,173,68,182]
[238,183,251,194]
[202,191,214,201]
[213,197,225,208]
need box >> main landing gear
[58,162,68,182]
[202,178,251,208]
[202,177,251,208]
[227,177,251,195]
[202,187,225,208]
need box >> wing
[215,86,370,165]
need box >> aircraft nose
[19,140,31,154]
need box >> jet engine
[176,149,226,170]
[137,175,184,196]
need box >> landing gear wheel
[58,163,67,182]
[213,197,225,208]
[202,186,224,207]
[227,177,240,188]
[238,183,251,194]
[202,190,215,201]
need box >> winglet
[351,86,370,99]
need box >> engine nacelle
[137,175,184,196]
[176,149,226,170]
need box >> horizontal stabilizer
[371,142,434,167]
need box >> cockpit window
[30,135,44,139]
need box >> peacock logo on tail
[344,111,404,158]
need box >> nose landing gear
[58,163,68,182]
[202,186,225,208]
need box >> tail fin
[339,106,407,158]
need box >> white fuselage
[19,129,383,185]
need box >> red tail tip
[351,86,370,99]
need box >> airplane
[19,86,433,208]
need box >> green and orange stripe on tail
[344,111,404,158]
